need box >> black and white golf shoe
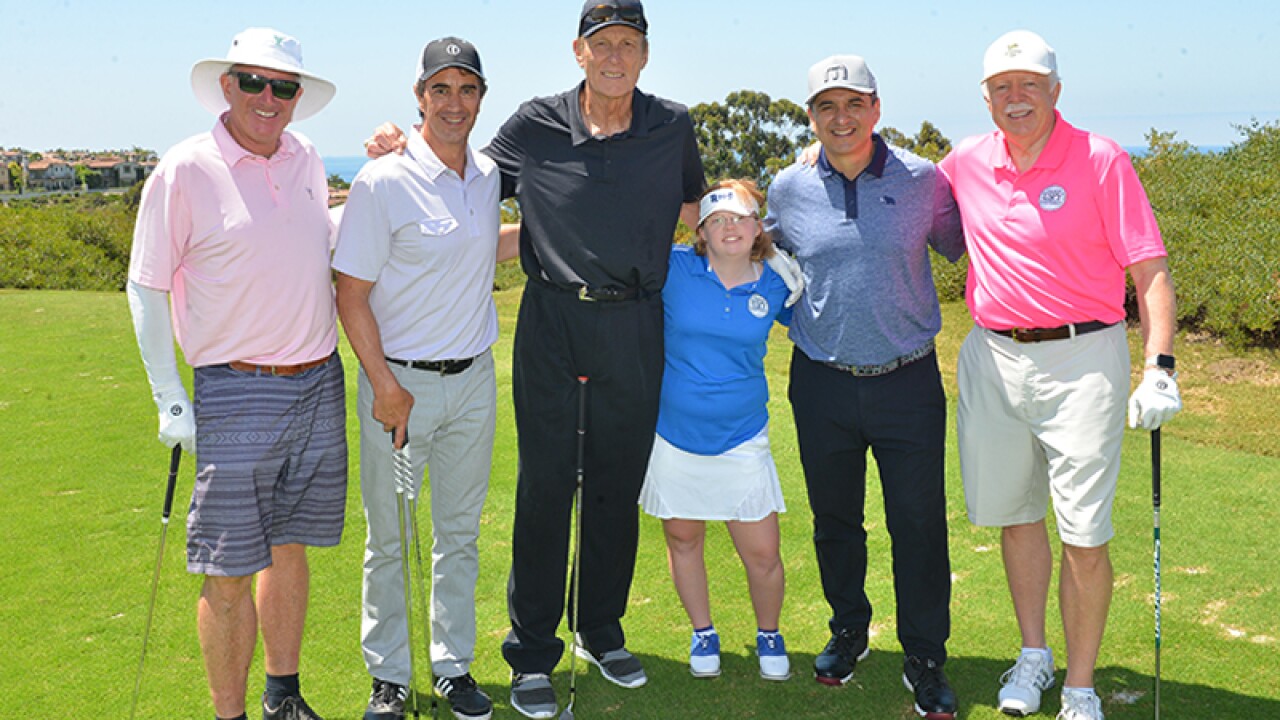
[902,655,958,719]
[363,678,407,720]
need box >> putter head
[558,705,574,720]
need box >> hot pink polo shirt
[939,112,1166,329]
[129,117,337,367]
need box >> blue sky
[2,0,1276,157]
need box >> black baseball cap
[578,0,648,37]
[416,36,485,87]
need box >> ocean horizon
[323,145,1229,184]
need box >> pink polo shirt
[939,112,1166,329]
[129,117,337,367]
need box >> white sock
[1062,686,1097,698]
[1020,646,1053,661]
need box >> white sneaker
[1057,689,1104,720]
[689,629,721,678]
[997,650,1056,716]
[757,631,791,681]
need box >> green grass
[1,289,1277,718]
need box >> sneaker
[902,656,958,719]
[510,673,557,719]
[1057,689,1104,720]
[363,678,407,720]
[574,636,648,688]
[813,627,870,686]
[757,631,792,681]
[689,629,721,678]
[262,692,323,720]
[998,650,1056,716]
[434,673,492,720]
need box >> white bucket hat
[190,27,336,122]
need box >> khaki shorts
[957,324,1129,547]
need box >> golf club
[1151,428,1162,720]
[560,375,589,720]
[129,445,182,720]
[394,438,423,720]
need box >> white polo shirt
[333,130,501,361]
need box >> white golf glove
[1128,368,1182,430]
[128,281,197,454]
[766,247,805,308]
[153,386,196,453]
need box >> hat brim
[581,19,647,37]
[190,59,336,122]
[981,62,1054,84]
[805,82,877,106]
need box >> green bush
[1136,122,1280,346]
[0,200,134,291]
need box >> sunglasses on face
[229,71,301,101]
[581,4,648,34]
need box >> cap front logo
[447,43,462,56]
[274,34,286,48]
[1039,185,1067,211]
[1004,42,1022,58]
[825,65,849,82]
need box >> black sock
[216,715,248,720]
[264,672,300,705]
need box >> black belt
[989,320,1115,343]
[386,356,475,375]
[532,275,647,302]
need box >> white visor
[698,188,759,227]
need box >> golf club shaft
[561,376,588,720]
[129,445,183,720]
[1152,429,1162,719]
[394,441,421,719]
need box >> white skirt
[639,426,786,522]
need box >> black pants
[502,281,664,674]
[788,347,952,663]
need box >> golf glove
[1128,368,1182,430]
[154,386,196,453]
[766,247,805,308]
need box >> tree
[327,172,350,190]
[7,162,22,193]
[689,90,812,189]
[879,120,952,162]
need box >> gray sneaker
[574,636,648,688]
[262,693,323,720]
[510,672,557,719]
[1057,689,1105,720]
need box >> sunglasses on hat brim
[580,4,647,34]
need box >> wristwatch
[1146,354,1176,375]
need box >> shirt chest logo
[1038,185,1067,211]
[748,293,770,318]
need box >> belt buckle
[577,285,596,302]
[1010,327,1031,343]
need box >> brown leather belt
[228,354,332,376]
[990,321,1115,343]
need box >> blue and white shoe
[689,629,721,678]
[757,631,791,681]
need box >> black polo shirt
[484,82,705,293]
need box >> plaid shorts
[187,354,348,576]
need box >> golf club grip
[161,445,182,520]
[1151,429,1162,508]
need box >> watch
[1146,354,1176,372]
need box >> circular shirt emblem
[1039,185,1067,211]
[446,43,462,55]
[748,294,770,318]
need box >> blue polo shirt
[656,245,793,455]
[764,136,965,367]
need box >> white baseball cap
[982,30,1057,84]
[698,187,759,228]
[190,27,336,122]
[806,55,877,105]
